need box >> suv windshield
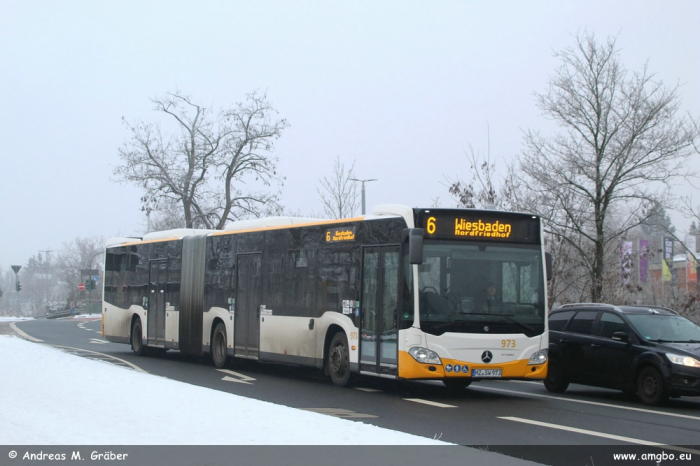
[418,241,545,336]
[627,314,700,343]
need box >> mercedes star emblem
[481,350,493,363]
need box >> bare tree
[55,236,104,304]
[445,144,522,211]
[115,90,288,230]
[316,156,360,219]
[519,32,699,302]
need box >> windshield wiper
[662,339,700,343]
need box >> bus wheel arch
[131,315,144,356]
[211,319,228,369]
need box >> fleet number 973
[501,339,516,348]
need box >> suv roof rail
[622,304,679,315]
[557,302,623,312]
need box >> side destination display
[418,210,540,244]
[326,226,356,242]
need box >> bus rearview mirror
[408,228,424,265]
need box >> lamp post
[349,178,378,215]
[39,249,54,310]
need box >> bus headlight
[666,353,700,368]
[408,347,442,365]
[528,349,548,365]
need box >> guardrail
[35,310,97,320]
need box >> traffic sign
[78,283,85,291]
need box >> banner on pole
[686,236,697,284]
[639,239,649,283]
[621,241,633,285]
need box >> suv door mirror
[611,331,629,343]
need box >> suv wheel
[544,358,569,393]
[637,366,668,406]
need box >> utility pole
[349,178,378,215]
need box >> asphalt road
[11,317,700,466]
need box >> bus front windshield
[417,242,545,337]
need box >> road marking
[404,398,457,408]
[52,345,147,373]
[355,387,382,392]
[300,408,379,418]
[216,369,256,384]
[10,323,43,342]
[471,385,700,422]
[89,338,108,344]
[500,416,700,455]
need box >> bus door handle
[309,319,315,330]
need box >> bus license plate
[472,369,502,378]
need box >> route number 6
[427,217,437,235]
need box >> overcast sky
[1,1,698,268]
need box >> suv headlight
[666,353,700,368]
[408,347,442,365]
[528,349,548,365]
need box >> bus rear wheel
[131,319,144,356]
[212,322,228,369]
[327,332,352,387]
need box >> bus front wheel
[327,332,352,387]
[131,319,144,356]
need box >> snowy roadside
[0,335,450,445]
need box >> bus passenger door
[235,253,262,359]
[360,246,400,376]
[147,260,167,345]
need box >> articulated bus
[102,205,551,388]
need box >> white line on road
[355,387,382,392]
[403,398,457,408]
[499,416,700,455]
[10,323,43,342]
[217,369,256,384]
[471,384,700,422]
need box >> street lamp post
[349,178,378,215]
[39,249,54,310]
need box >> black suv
[546,304,700,405]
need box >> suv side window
[597,312,627,339]
[567,311,598,335]
[549,310,575,331]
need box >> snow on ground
[0,335,450,445]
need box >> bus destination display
[326,226,356,242]
[420,211,539,243]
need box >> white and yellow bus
[102,205,550,388]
